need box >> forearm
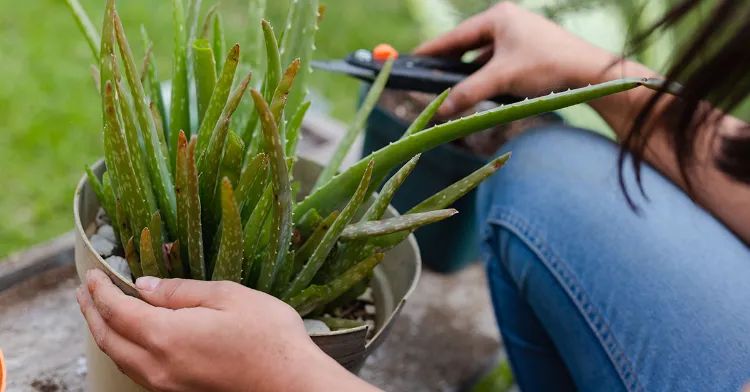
[570,55,750,244]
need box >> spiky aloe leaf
[285,100,310,156]
[270,59,301,145]
[236,153,268,216]
[149,212,169,277]
[245,0,267,82]
[99,0,115,122]
[272,250,295,297]
[193,39,217,125]
[295,208,322,242]
[169,0,191,173]
[250,89,293,293]
[315,317,365,331]
[197,72,253,218]
[211,179,244,282]
[261,20,281,105]
[124,238,143,278]
[278,0,319,115]
[103,82,151,247]
[296,78,658,220]
[340,209,457,241]
[113,13,178,237]
[290,253,383,316]
[242,184,273,283]
[196,44,240,156]
[362,154,420,222]
[312,57,395,190]
[141,26,168,135]
[213,13,226,74]
[200,3,220,39]
[186,0,202,50]
[65,0,100,61]
[219,132,245,193]
[115,199,131,248]
[176,133,206,280]
[283,160,374,301]
[149,102,170,160]
[168,240,183,278]
[85,165,108,217]
[139,44,153,85]
[139,228,160,277]
[295,211,338,273]
[403,89,450,138]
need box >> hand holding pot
[77,269,381,392]
[413,1,621,117]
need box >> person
[76,1,750,391]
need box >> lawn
[0,0,427,257]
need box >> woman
[77,1,750,391]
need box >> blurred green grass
[0,0,426,257]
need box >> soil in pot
[378,90,561,158]
[88,208,380,340]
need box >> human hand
[77,269,378,392]
[413,1,618,116]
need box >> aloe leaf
[186,0,202,48]
[197,72,253,219]
[103,82,152,248]
[285,100,310,156]
[196,44,240,156]
[295,211,338,272]
[90,65,101,93]
[242,184,273,283]
[139,44,153,85]
[211,179,244,282]
[312,57,395,190]
[102,173,120,241]
[141,26,168,135]
[235,153,267,215]
[283,160,374,301]
[245,0,267,81]
[85,165,107,215]
[139,228,160,277]
[362,154,420,222]
[99,0,115,120]
[250,89,293,293]
[114,13,178,237]
[176,133,206,280]
[124,238,143,278]
[402,89,450,139]
[270,59,301,144]
[193,39,217,125]
[315,317,365,331]
[290,253,383,316]
[278,0,319,115]
[213,13,226,74]
[261,20,282,105]
[149,102,170,160]
[272,250,296,297]
[219,132,245,192]
[169,0,191,173]
[341,209,457,241]
[149,212,169,278]
[168,240,184,278]
[115,199,131,249]
[65,0,100,61]
[200,3,220,39]
[296,78,655,220]
[295,208,323,241]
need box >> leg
[477,126,750,392]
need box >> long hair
[620,0,750,208]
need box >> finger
[413,12,494,58]
[470,45,494,66]
[76,284,152,387]
[135,276,243,310]
[86,269,162,343]
[439,62,507,116]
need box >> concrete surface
[0,260,501,392]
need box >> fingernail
[136,276,161,291]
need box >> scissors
[311,47,522,105]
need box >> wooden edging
[0,232,75,292]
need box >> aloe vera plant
[68,0,666,319]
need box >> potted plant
[66,0,665,389]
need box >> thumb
[135,276,241,310]
[439,62,506,117]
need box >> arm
[77,270,382,392]
[415,1,750,244]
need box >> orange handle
[0,347,6,392]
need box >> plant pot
[74,158,421,391]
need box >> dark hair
[619,0,750,209]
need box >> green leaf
[340,209,457,241]
[295,211,338,274]
[219,132,245,193]
[196,44,240,156]
[211,179,244,283]
[242,184,273,285]
[193,39,217,126]
[168,240,184,278]
[213,13,226,74]
[65,0,100,61]
[125,238,143,278]
[294,207,322,242]
[261,20,282,105]
[169,0,191,173]
[141,26,169,137]
[278,0,319,115]
[235,153,268,218]
[285,100,310,156]
[200,3,220,39]
[149,212,169,278]
[176,133,206,280]
[283,159,374,301]
[139,228,160,277]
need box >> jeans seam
[483,207,645,392]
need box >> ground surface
[0,258,500,392]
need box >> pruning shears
[310,45,522,105]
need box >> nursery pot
[360,87,488,273]
[74,158,421,391]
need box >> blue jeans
[477,126,750,392]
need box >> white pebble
[357,287,374,303]
[303,319,331,334]
[91,233,116,257]
[105,255,132,278]
[365,304,376,315]
[96,224,117,243]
